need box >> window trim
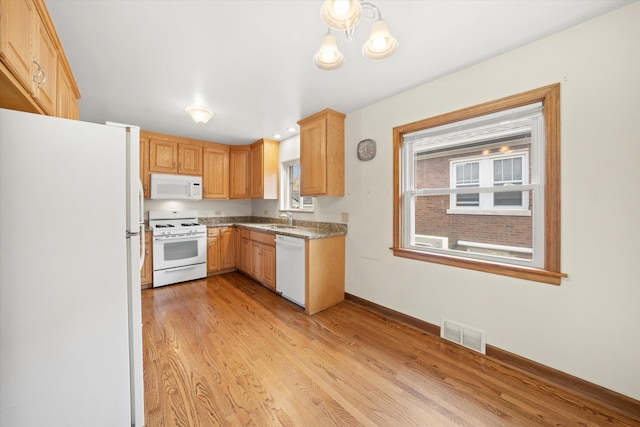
[392,84,566,285]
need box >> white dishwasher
[275,234,305,308]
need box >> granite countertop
[200,217,347,240]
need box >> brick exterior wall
[414,143,532,258]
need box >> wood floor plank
[142,273,639,426]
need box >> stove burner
[155,224,175,228]
[181,222,199,226]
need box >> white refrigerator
[0,108,145,426]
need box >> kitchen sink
[263,224,295,229]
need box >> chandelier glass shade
[313,32,345,70]
[321,0,362,32]
[362,19,397,60]
[315,0,397,70]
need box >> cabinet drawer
[240,229,251,239]
[250,231,275,246]
[207,227,218,237]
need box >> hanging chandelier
[314,0,398,70]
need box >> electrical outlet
[214,211,221,215]
[264,210,268,215]
[341,212,349,222]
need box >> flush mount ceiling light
[314,0,397,70]
[185,106,213,124]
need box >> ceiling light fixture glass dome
[185,106,213,124]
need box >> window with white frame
[282,160,314,212]
[448,151,529,214]
[392,84,566,285]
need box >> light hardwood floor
[142,273,639,426]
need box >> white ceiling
[46,0,632,145]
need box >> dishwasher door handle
[275,236,304,249]
[277,241,304,249]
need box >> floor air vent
[441,318,486,354]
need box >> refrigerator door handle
[138,179,145,272]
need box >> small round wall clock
[357,139,376,161]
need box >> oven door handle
[162,265,201,272]
[153,235,206,242]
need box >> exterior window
[282,160,314,212]
[392,84,566,285]
[454,162,479,207]
[449,152,529,213]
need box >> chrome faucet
[280,212,293,226]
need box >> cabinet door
[139,135,150,198]
[33,17,57,115]
[250,240,262,279]
[203,145,229,199]
[207,234,220,273]
[250,142,264,198]
[240,237,252,273]
[178,143,203,176]
[300,118,327,196]
[229,147,250,199]
[149,139,178,173]
[140,232,153,288]
[235,228,242,270]
[262,244,276,289]
[0,0,35,92]
[219,227,235,269]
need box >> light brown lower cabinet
[248,230,276,289]
[304,235,345,315]
[208,227,235,274]
[207,228,220,273]
[240,230,252,273]
[140,231,153,289]
[237,228,275,289]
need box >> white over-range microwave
[150,173,202,200]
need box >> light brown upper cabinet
[148,135,203,177]
[178,143,203,176]
[139,135,150,199]
[0,0,35,93]
[250,138,279,199]
[203,144,229,199]
[141,130,229,199]
[0,0,78,118]
[229,145,250,199]
[297,109,345,197]
[33,13,57,115]
[149,138,178,173]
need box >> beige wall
[316,3,639,399]
[216,2,640,399]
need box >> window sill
[446,208,531,216]
[391,247,567,285]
